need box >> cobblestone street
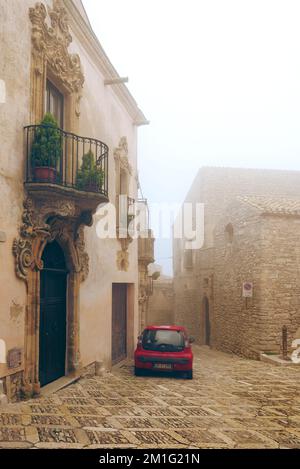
[0,346,300,449]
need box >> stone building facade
[147,275,174,326]
[138,227,155,332]
[0,0,148,401]
[173,167,300,358]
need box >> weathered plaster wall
[0,0,141,394]
[72,28,139,367]
[0,0,31,379]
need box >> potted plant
[76,150,104,192]
[31,113,62,183]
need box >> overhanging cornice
[63,0,149,126]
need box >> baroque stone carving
[13,199,50,279]
[75,225,89,282]
[138,290,147,305]
[20,198,49,239]
[114,137,132,175]
[29,1,84,93]
[116,237,132,272]
[12,238,34,281]
[114,137,134,270]
[117,248,129,272]
[29,1,84,122]
[13,197,90,283]
[39,200,76,220]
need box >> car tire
[185,370,193,380]
[134,367,144,377]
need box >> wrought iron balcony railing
[24,125,108,197]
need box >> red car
[134,325,194,379]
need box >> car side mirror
[189,336,195,343]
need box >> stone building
[147,275,174,326]
[173,167,300,359]
[137,209,155,332]
[0,0,149,401]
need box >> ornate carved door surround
[13,197,92,397]
[12,2,110,397]
[12,1,96,398]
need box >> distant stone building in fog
[147,275,174,326]
[173,167,300,358]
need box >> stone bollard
[282,325,288,360]
[95,361,105,377]
[0,379,8,405]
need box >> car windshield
[142,329,185,352]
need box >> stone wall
[174,167,300,358]
[0,0,145,400]
[213,201,264,358]
[147,276,175,327]
[259,215,300,353]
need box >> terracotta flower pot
[33,166,56,183]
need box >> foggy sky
[82,0,300,275]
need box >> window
[142,329,185,352]
[45,80,64,128]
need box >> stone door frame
[13,198,89,398]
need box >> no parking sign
[242,282,253,298]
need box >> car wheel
[134,367,144,377]
[185,370,193,379]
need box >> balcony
[136,199,154,264]
[116,196,136,238]
[138,229,155,265]
[24,125,109,213]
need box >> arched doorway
[39,241,68,386]
[203,297,211,345]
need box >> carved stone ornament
[75,225,89,282]
[117,248,129,272]
[114,137,132,175]
[12,199,50,279]
[114,136,133,269]
[29,0,84,115]
[12,238,35,281]
[116,236,132,272]
[138,290,147,305]
[13,198,89,283]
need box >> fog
[82,0,300,275]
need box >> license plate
[153,363,172,370]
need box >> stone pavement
[0,346,300,449]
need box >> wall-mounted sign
[242,282,253,298]
[0,231,6,243]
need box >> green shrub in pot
[31,113,62,182]
[76,150,104,192]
